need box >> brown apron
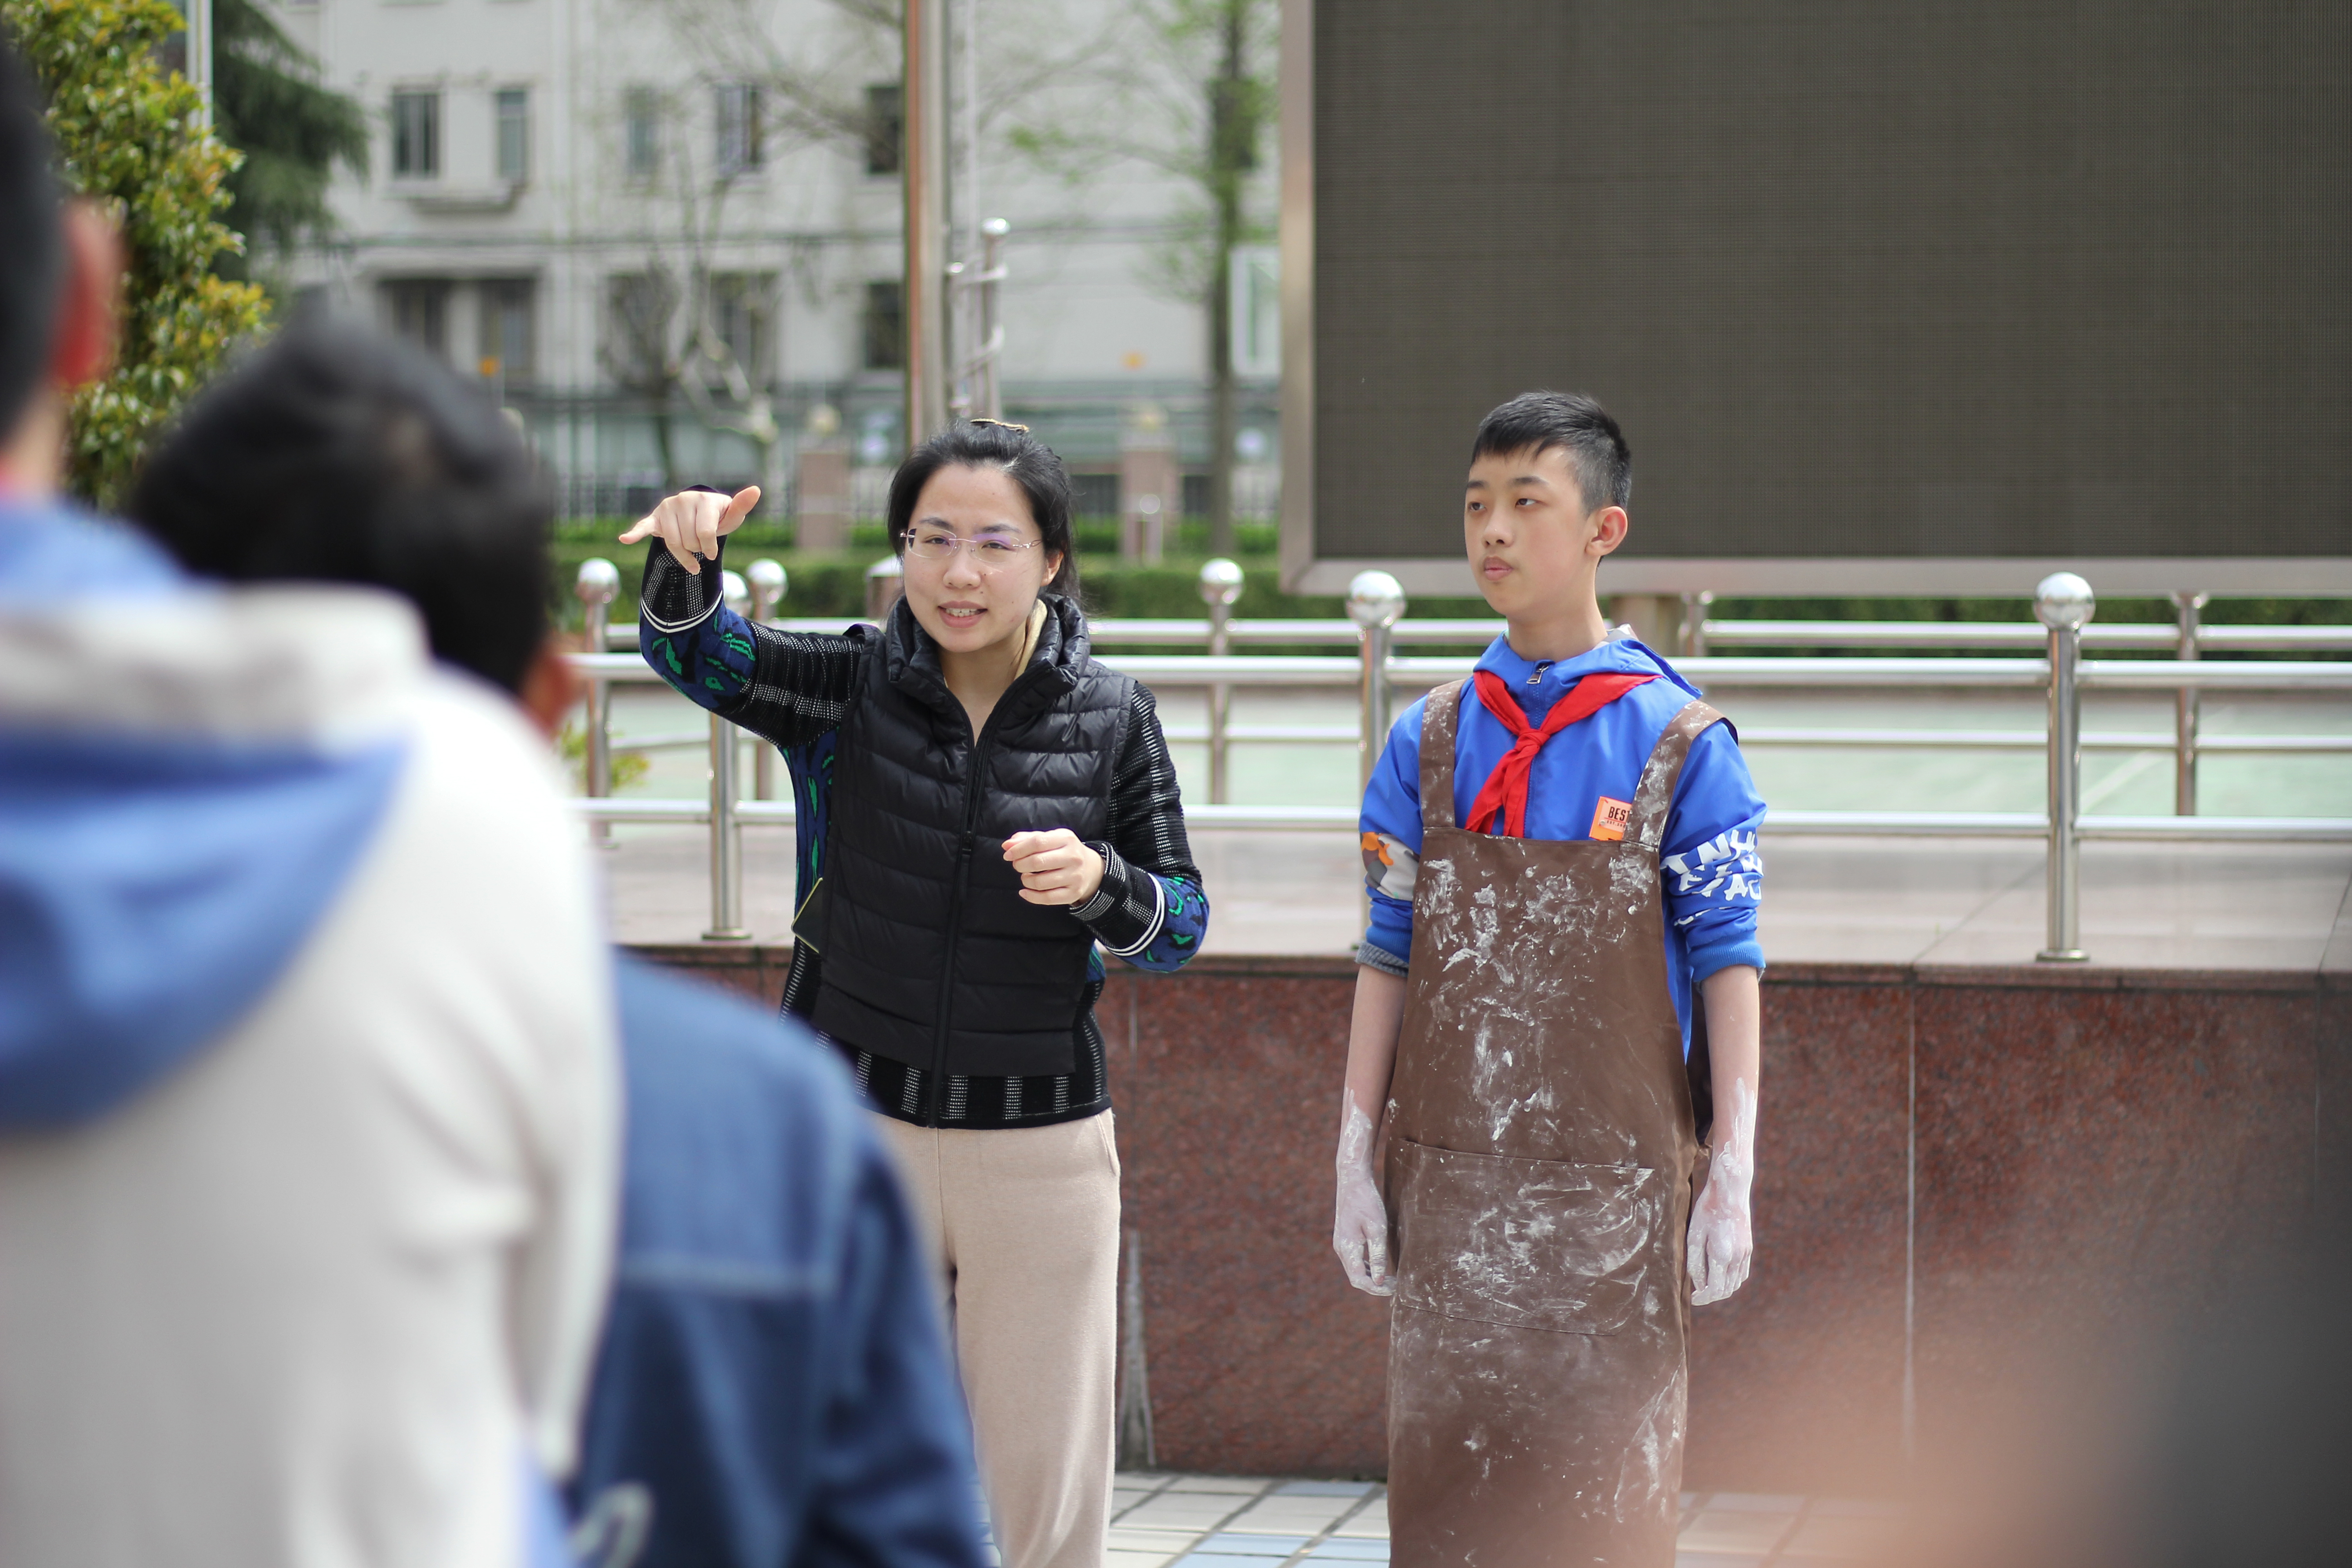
[1385,681,1723,1568]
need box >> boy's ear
[1587,505,1630,559]
[51,201,122,389]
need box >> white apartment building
[271,0,1280,519]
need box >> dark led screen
[1313,2,2350,561]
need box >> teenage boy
[127,315,991,1568]
[1330,392,1764,1567]
[0,43,615,1568]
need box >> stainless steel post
[1347,571,1407,794]
[2035,573,2094,962]
[187,0,213,116]
[705,710,751,941]
[747,559,787,801]
[902,0,950,445]
[1116,1228,1155,1470]
[2172,590,2207,816]
[866,556,906,621]
[1199,558,1244,804]
[574,559,620,846]
[978,219,1007,421]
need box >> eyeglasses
[968,417,1030,433]
[903,526,1046,568]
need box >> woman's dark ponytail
[886,420,1081,598]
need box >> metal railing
[567,559,2352,960]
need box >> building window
[863,83,902,176]
[624,86,659,179]
[713,82,763,176]
[479,279,536,388]
[707,273,775,386]
[861,279,904,371]
[382,279,451,359]
[391,90,440,178]
[495,88,530,182]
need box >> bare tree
[599,73,790,491]
[642,0,1131,435]
[644,0,902,160]
[1007,0,1276,557]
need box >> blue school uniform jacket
[1357,635,1767,1055]
[571,960,990,1568]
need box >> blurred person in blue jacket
[0,40,617,1568]
[1329,392,1767,1568]
[128,314,991,1568]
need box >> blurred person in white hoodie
[0,37,618,1568]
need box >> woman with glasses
[621,420,1207,1568]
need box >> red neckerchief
[1464,668,1655,837]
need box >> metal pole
[2173,590,2207,816]
[902,0,950,446]
[705,710,750,940]
[866,555,906,621]
[2035,573,2094,962]
[186,0,213,118]
[979,219,1006,422]
[701,568,755,940]
[1347,571,1407,794]
[575,559,620,846]
[1117,1228,1155,1470]
[1199,559,1244,804]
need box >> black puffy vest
[808,594,1135,1081]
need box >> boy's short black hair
[0,36,62,439]
[1470,391,1632,514]
[127,316,554,693]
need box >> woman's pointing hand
[618,485,762,572]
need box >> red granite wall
[633,943,2344,1492]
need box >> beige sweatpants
[876,1112,1121,1568]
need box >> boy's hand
[1004,829,1105,907]
[1333,1166,1395,1296]
[1687,1165,1753,1305]
[618,485,761,572]
[1332,1089,1396,1296]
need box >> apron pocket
[1392,1139,1661,1336]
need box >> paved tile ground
[1059,1475,1901,1568]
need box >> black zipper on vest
[919,664,1053,1122]
[924,828,977,1121]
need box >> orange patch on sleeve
[1590,797,1632,842]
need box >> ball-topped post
[1348,570,1408,792]
[1345,569,1406,632]
[2034,572,2094,962]
[572,559,622,819]
[1198,559,1246,804]
[865,555,906,621]
[1198,556,1246,611]
[2033,571,2096,632]
[575,556,620,603]
[746,558,787,623]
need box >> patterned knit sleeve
[1071,682,1208,971]
[638,539,869,750]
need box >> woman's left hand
[1004,829,1106,907]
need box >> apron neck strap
[1419,680,1466,832]
[1628,699,1728,849]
